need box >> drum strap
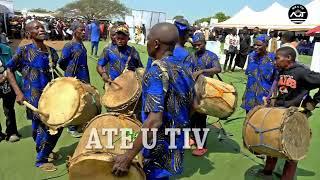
[123,47,134,73]
[45,46,56,80]
[151,60,169,93]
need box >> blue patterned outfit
[141,55,195,179]
[98,45,143,80]
[146,46,194,72]
[241,51,277,112]
[193,50,221,76]
[58,41,90,83]
[6,43,62,167]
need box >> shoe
[8,134,20,142]
[67,129,82,138]
[256,154,266,160]
[48,152,62,162]
[38,163,57,172]
[192,148,208,156]
[254,169,273,180]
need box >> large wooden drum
[195,75,237,119]
[68,113,145,180]
[102,70,142,114]
[243,106,311,160]
[38,77,101,134]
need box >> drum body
[243,106,311,160]
[195,75,237,119]
[68,113,145,180]
[102,70,142,114]
[38,77,101,133]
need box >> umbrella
[306,26,320,36]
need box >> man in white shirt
[223,28,240,71]
[280,31,299,62]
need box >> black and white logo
[288,4,308,24]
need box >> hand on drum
[16,92,26,105]
[192,70,203,81]
[112,154,132,177]
[102,73,112,83]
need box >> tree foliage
[194,12,230,25]
[57,0,129,19]
[173,15,184,20]
[214,12,230,23]
[29,8,52,13]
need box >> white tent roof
[217,6,257,26]
[305,0,320,26]
[215,1,320,30]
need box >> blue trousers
[91,41,99,56]
[31,116,62,167]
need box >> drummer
[189,32,221,156]
[146,18,194,71]
[58,21,90,138]
[258,46,320,180]
[112,22,195,180]
[97,25,143,83]
[6,20,62,172]
[241,34,277,114]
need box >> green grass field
[0,41,319,180]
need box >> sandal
[39,163,57,172]
[48,152,62,162]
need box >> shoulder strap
[123,47,134,72]
[45,46,56,80]
[151,60,169,93]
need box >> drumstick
[23,101,49,118]
[54,68,64,77]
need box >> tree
[173,15,184,20]
[57,0,129,19]
[194,17,211,25]
[194,12,230,25]
[213,12,230,23]
[29,8,53,13]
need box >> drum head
[69,154,145,180]
[39,77,81,125]
[103,71,140,109]
[69,113,145,180]
[282,110,311,160]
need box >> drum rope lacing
[246,108,282,152]
[204,81,236,110]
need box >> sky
[14,0,312,22]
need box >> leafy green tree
[57,0,129,19]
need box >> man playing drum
[97,25,143,84]
[6,21,62,172]
[258,46,320,180]
[112,22,195,180]
[58,21,90,138]
[241,35,277,114]
[189,32,222,156]
[146,18,194,71]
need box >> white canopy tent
[215,1,320,30]
[0,0,14,33]
[125,9,166,41]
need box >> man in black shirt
[259,46,320,180]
